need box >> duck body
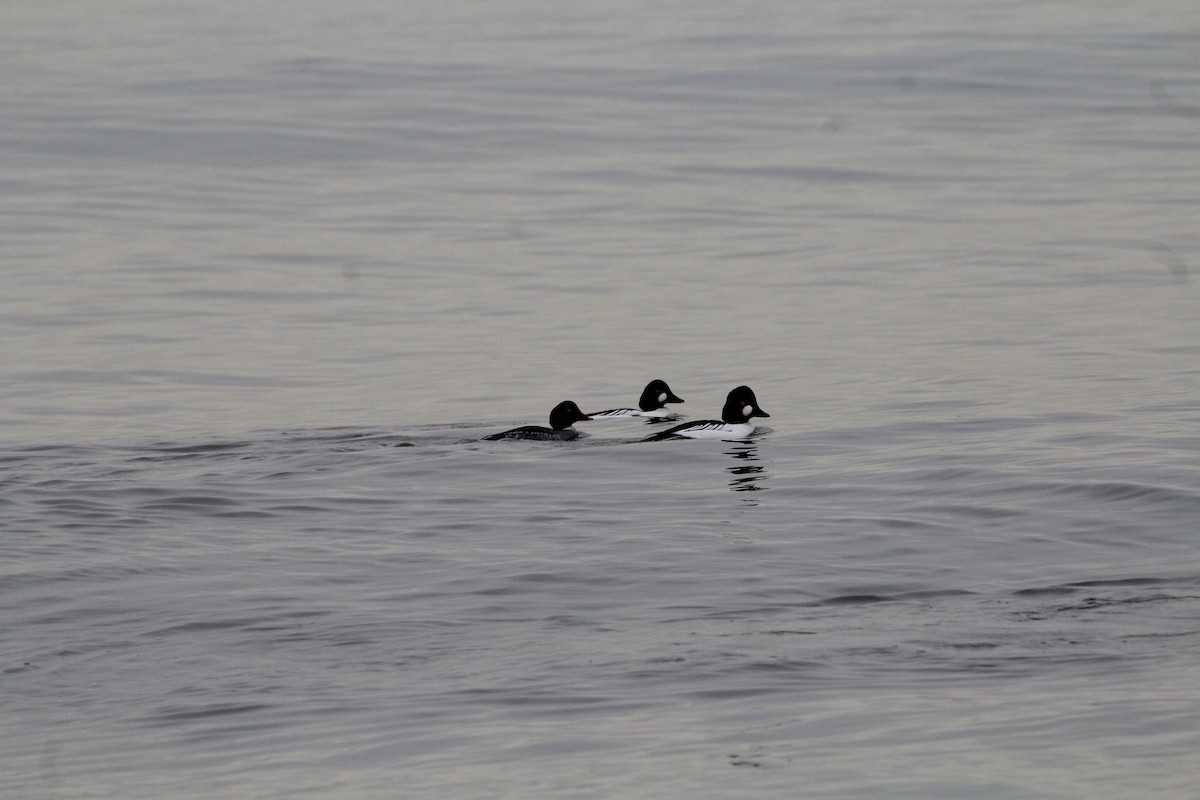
[484,426,581,442]
[643,385,768,441]
[648,420,757,440]
[483,401,592,441]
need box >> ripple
[145,702,273,725]
[1044,481,1200,507]
[144,619,260,638]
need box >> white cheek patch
[743,404,754,416]
[658,392,668,403]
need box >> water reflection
[725,444,768,498]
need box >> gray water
[3,1,1199,797]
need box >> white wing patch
[669,421,755,440]
[590,408,636,418]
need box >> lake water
[3,1,1199,797]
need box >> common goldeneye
[589,379,685,419]
[483,401,592,441]
[643,385,768,441]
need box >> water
[3,1,1199,797]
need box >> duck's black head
[721,385,769,424]
[549,401,593,431]
[638,379,685,412]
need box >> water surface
[3,1,1199,797]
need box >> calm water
[3,1,1199,797]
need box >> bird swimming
[589,379,685,420]
[483,401,593,441]
[642,385,768,441]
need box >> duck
[589,379,685,419]
[643,385,768,441]
[483,401,593,441]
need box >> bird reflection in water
[725,444,767,498]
